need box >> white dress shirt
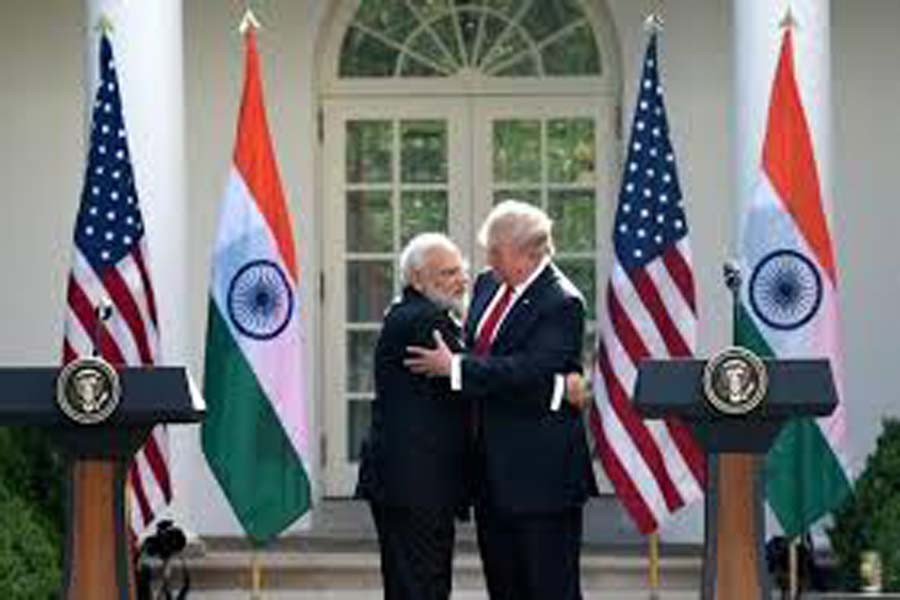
[449,256,565,411]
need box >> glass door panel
[474,97,617,495]
[323,100,469,495]
[474,99,614,369]
[323,96,614,497]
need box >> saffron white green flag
[736,27,850,537]
[202,28,311,544]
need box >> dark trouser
[476,504,584,600]
[369,502,456,600]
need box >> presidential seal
[56,356,121,425]
[702,347,768,416]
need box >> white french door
[322,95,615,496]
[472,97,616,364]
[322,99,472,494]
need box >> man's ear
[407,268,423,292]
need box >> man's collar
[512,255,550,297]
[403,285,424,300]
[404,285,459,320]
[403,285,433,306]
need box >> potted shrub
[829,419,900,591]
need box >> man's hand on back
[404,330,452,377]
[565,372,591,412]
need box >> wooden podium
[0,365,204,600]
[634,355,836,600]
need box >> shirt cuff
[550,374,564,412]
[450,355,462,391]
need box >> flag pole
[233,18,261,590]
[643,12,663,596]
[778,12,802,600]
[648,532,661,596]
[250,550,263,599]
[788,536,799,599]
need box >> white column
[84,0,194,531]
[733,0,832,228]
[732,0,832,539]
[84,2,187,362]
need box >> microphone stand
[92,301,113,358]
[723,260,742,342]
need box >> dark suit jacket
[463,264,595,513]
[356,287,470,509]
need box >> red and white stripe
[589,238,705,534]
[63,241,170,536]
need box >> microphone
[92,300,114,357]
[723,260,743,314]
[723,260,742,293]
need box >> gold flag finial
[780,7,797,30]
[95,14,114,35]
[239,7,261,34]
[643,12,664,34]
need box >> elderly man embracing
[355,233,471,600]
[406,201,596,600]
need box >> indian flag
[202,28,311,544]
[736,26,850,537]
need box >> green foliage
[339,0,600,78]
[0,480,62,598]
[0,428,64,597]
[0,429,65,533]
[829,419,900,590]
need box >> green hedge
[0,480,62,598]
[830,419,900,591]
[0,429,64,598]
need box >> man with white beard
[357,232,588,600]
[356,233,472,600]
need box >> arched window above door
[338,0,602,78]
[318,0,622,496]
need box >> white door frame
[472,96,619,494]
[471,96,617,275]
[321,97,471,495]
[321,94,618,496]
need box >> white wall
[831,0,900,471]
[180,0,324,535]
[608,0,734,367]
[0,0,897,542]
[607,0,732,542]
[0,0,82,364]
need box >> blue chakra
[227,259,293,340]
[748,249,823,331]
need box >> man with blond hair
[406,201,594,600]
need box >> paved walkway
[191,593,900,599]
[192,592,696,600]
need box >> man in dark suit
[356,233,470,600]
[405,201,595,600]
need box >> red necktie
[473,285,514,356]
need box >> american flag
[63,34,170,536]
[588,33,705,534]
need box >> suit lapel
[465,273,500,346]
[440,312,464,353]
[492,264,556,352]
